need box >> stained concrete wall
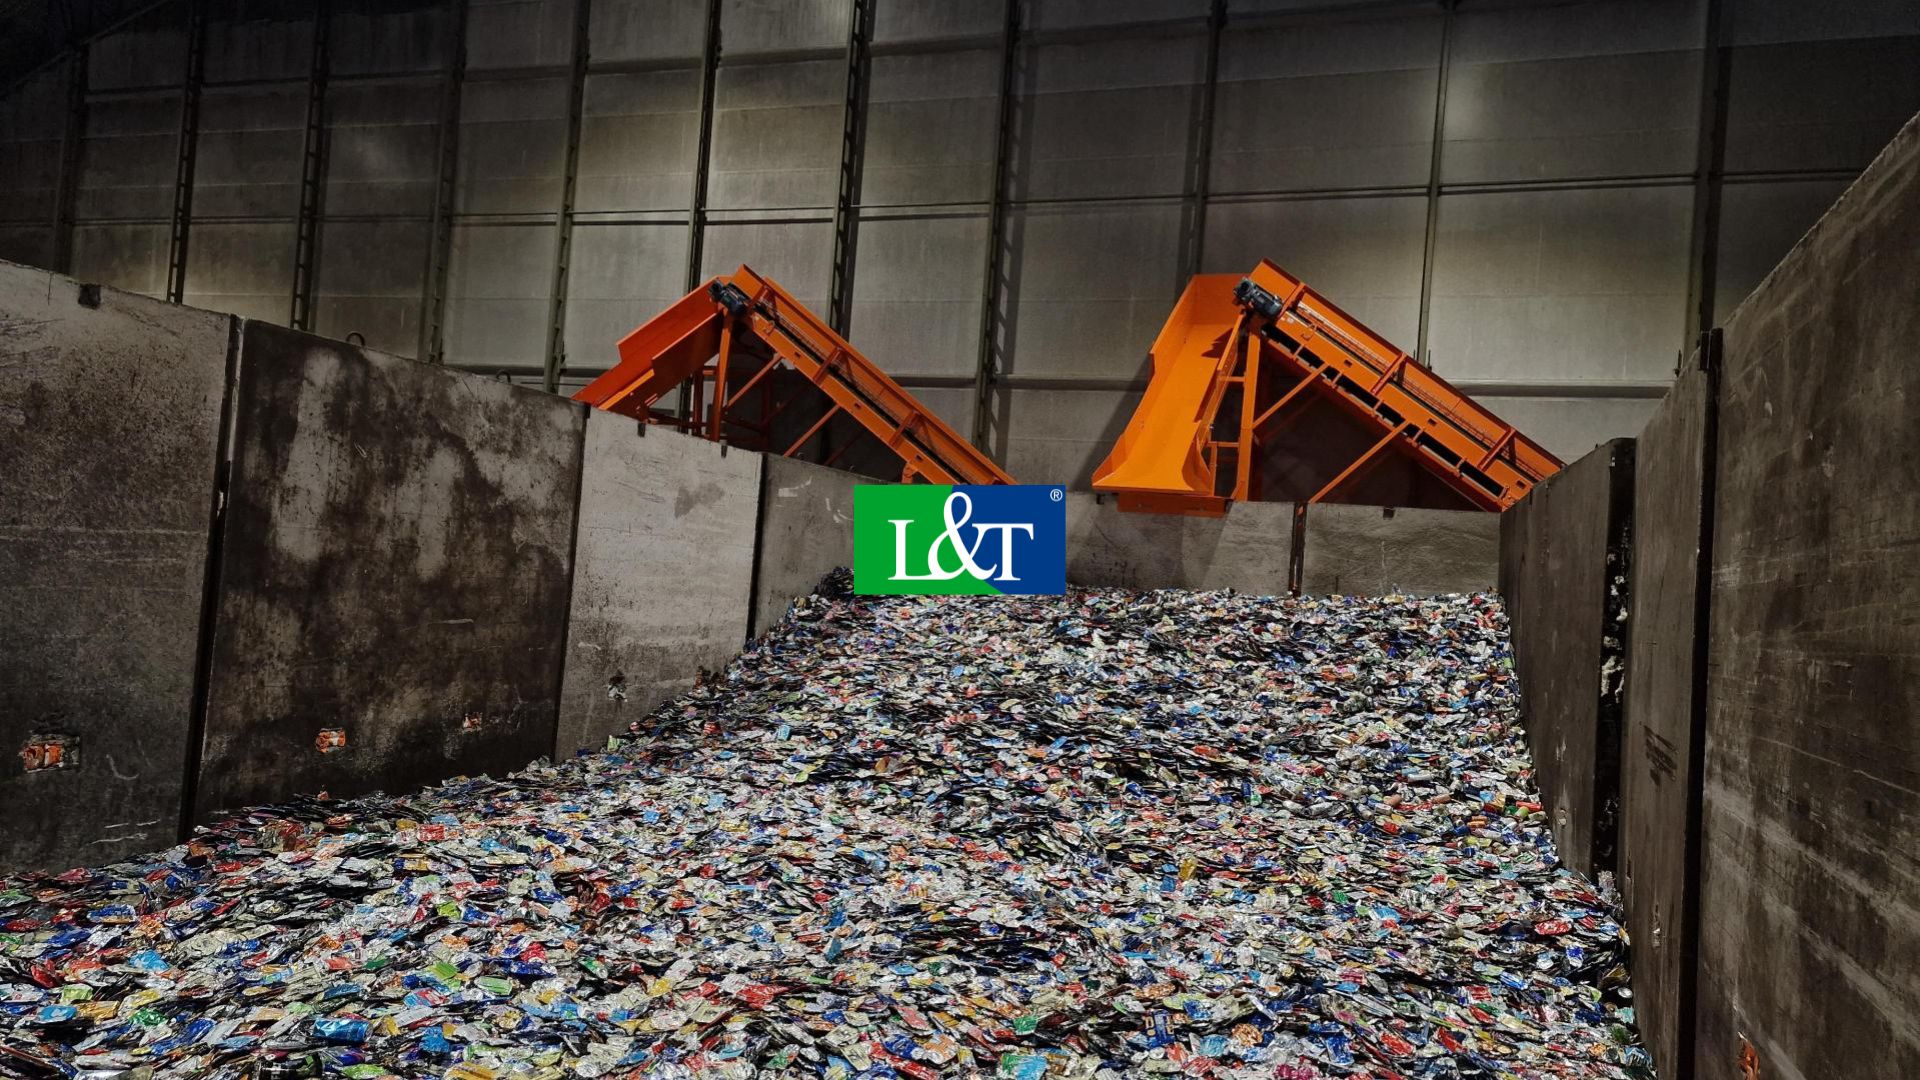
[1694,113,1920,1080]
[0,263,229,870]
[0,249,1561,873]
[1619,361,1712,1080]
[747,482,1495,602]
[1300,504,1498,597]
[1064,494,1294,595]
[1498,438,1634,879]
[1488,110,1920,1078]
[748,478,1504,603]
[195,322,584,820]
[556,417,760,756]
[752,455,857,636]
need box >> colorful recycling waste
[0,573,1649,1078]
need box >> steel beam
[50,45,88,276]
[1180,0,1227,281]
[165,0,208,305]
[1412,0,1456,369]
[970,0,1021,452]
[1684,0,1730,348]
[826,0,876,335]
[543,0,593,394]
[683,0,722,292]
[418,0,470,364]
[1310,423,1404,504]
[675,0,723,422]
[289,2,332,331]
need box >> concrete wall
[195,321,584,819]
[1498,111,1920,1079]
[557,416,759,755]
[1619,360,1712,1080]
[753,455,858,635]
[748,482,1499,611]
[1498,438,1634,879]
[1,266,776,865]
[1300,503,1498,596]
[1064,494,1294,595]
[1694,112,1920,1080]
[7,1,1918,481]
[0,264,229,870]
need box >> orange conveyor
[1093,259,1562,515]
[574,266,1012,487]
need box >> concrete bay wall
[1501,112,1920,1080]
[1500,438,1635,879]
[1619,361,1713,1080]
[1064,495,1296,595]
[0,258,1504,873]
[558,415,759,756]
[195,322,585,818]
[0,266,229,868]
[752,456,858,635]
[1300,503,1499,597]
[1694,113,1920,1080]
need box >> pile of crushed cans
[0,573,1649,1079]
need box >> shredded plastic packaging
[0,573,1649,1079]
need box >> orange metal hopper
[575,266,1012,487]
[1093,259,1561,515]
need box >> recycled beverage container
[253,1041,319,1079]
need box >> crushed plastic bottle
[0,573,1650,1079]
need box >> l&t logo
[853,485,1066,595]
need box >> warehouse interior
[1,1,1918,1079]
[2,0,1916,481]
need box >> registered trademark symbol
[1049,488,1063,502]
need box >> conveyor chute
[575,266,1012,486]
[1093,259,1562,515]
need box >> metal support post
[290,1,332,331]
[50,45,88,275]
[165,0,208,305]
[1684,0,1730,350]
[543,0,592,393]
[418,0,470,364]
[1412,0,1456,369]
[683,0,722,293]
[1180,0,1227,282]
[826,0,875,335]
[970,0,1021,451]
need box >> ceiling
[0,0,158,89]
